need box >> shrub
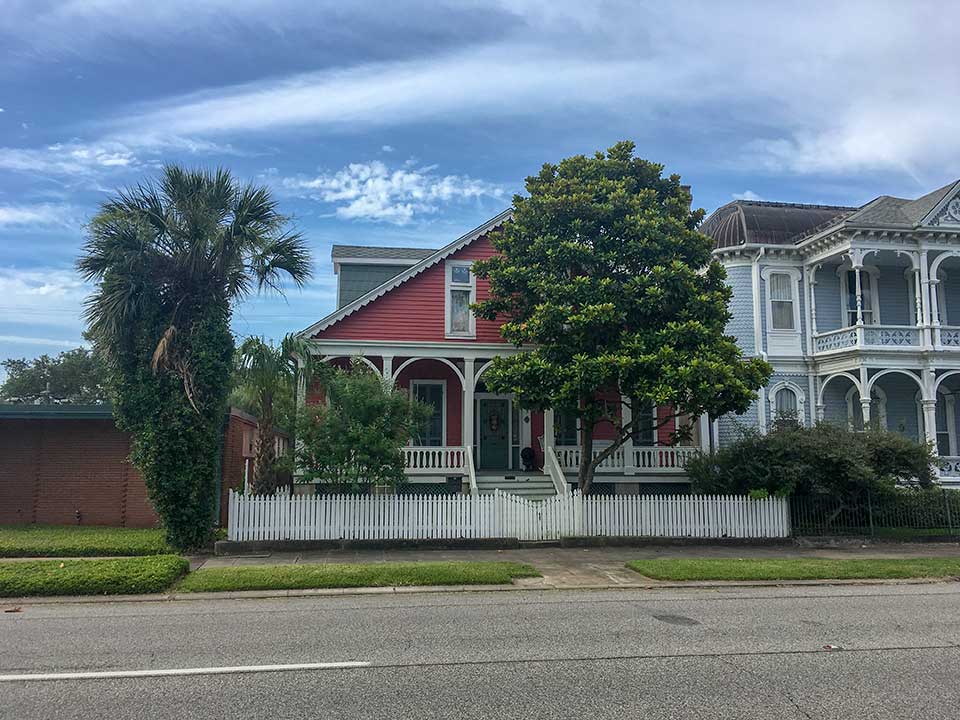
[296,365,431,492]
[686,421,936,501]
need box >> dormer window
[446,261,476,338]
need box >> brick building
[0,404,271,528]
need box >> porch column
[919,249,932,347]
[462,358,475,451]
[922,368,938,452]
[808,273,818,335]
[853,263,865,347]
[930,278,942,347]
[621,395,635,475]
[859,366,870,427]
[543,408,555,453]
[381,355,393,386]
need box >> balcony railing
[813,325,920,354]
[554,445,696,474]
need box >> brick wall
[0,410,261,528]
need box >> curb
[1,575,953,607]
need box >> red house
[299,211,706,497]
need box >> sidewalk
[195,542,960,590]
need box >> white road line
[0,661,370,683]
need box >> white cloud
[81,1,955,181]
[381,145,394,153]
[0,334,82,348]
[283,160,504,224]
[733,190,763,201]
[0,140,137,176]
[0,268,90,328]
[0,203,77,227]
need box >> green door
[478,399,510,470]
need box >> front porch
[311,342,704,496]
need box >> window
[774,387,797,416]
[768,273,795,330]
[846,386,887,431]
[411,381,445,446]
[555,412,579,446]
[844,269,879,326]
[446,261,475,337]
[631,399,656,446]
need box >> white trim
[299,210,511,338]
[410,379,447,447]
[919,180,960,227]
[761,267,802,332]
[393,356,466,385]
[907,267,946,326]
[445,259,477,339]
[333,256,422,273]
[768,381,806,423]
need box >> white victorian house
[702,179,960,486]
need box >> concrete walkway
[195,542,960,590]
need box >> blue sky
[1,0,957,370]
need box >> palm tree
[80,165,311,407]
[78,165,312,549]
[234,334,316,494]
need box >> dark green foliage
[78,166,311,550]
[0,346,107,403]
[0,555,188,597]
[686,421,937,501]
[0,525,171,557]
[177,561,541,592]
[232,334,315,494]
[472,141,770,492]
[296,365,430,491]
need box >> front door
[478,399,510,470]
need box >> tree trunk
[252,392,277,494]
[577,420,594,494]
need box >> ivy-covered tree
[0,345,107,404]
[296,365,430,492]
[472,142,771,493]
[78,166,311,549]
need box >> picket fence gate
[227,489,791,542]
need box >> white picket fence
[227,489,790,542]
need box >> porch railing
[403,446,468,475]
[553,445,696,474]
[813,325,920,353]
[543,446,570,495]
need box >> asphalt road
[3,583,960,719]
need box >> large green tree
[1,345,107,403]
[78,166,311,549]
[473,142,771,493]
[232,334,315,494]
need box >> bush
[296,365,430,492]
[0,555,189,597]
[686,421,936,501]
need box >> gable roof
[331,245,435,261]
[300,209,512,339]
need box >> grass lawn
[0,525,171,557]
[0,555,189,597]
[177,561,541,593]
[626,558,960,582]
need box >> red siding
[315,234,508,343]
[394,359,464,445]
